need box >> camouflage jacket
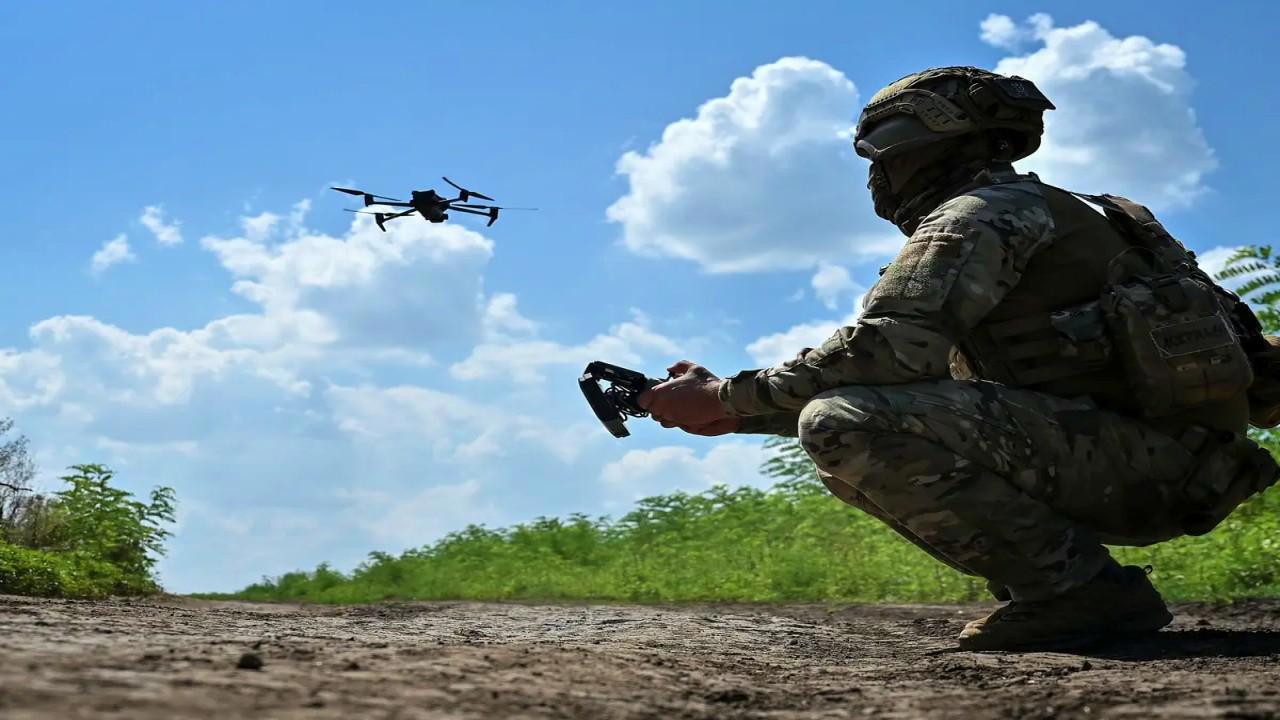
[724,169,1054,434]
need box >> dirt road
[0,595,1277,719]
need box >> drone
[331,177,535,231]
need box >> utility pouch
[967,301,1113,386]
[1176,425,1279,536]
[1101,274,1254,417]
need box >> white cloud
[26,313,310,407]
[239,199,311,242]
[746,319,841,367]
[979,12,1053,51]
[607,57,897,274]
[1196,245,1243,283]
[335,480,503,548]
[811,262,859,310]
[6,199,660,591]
[987,14,1216,210]
[140,205,183,246]
[481,293,539,338]
[90,234,136,274]
[599,441,771,506]
[4,204,540,451]
[325,384,595,465]
[450,310,681,383]
[14,209,515,440]
[201,210,494,353]
[606,19,1214,278]
[745,296,864,367]
[240,211,280,241]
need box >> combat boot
[958,564,1172,651]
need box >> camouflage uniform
[719,170,1242,602]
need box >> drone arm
[450,206,500,227]
[449,206,493,217]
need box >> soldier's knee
[797,387,893,477]
[798,387,889,439]
[798,390,845,448]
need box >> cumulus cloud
[90,234,136,274]
[326,384,595,465]
[202,211,494,353]
[811,263,859,310]
[599,441,771,506]
[22,210,508,430]
[450,310,681,383]
[481,293,539,338]
[986,14,1216,209]
[16,207,525,442]
[140,205,183,246]
[5,200,649,589]
[979,12,1053,51]
[607,57,896,274]
[744,290,865,367]
[746,319,838,367]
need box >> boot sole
[957,608,1174,653]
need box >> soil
[1,595,1278,719]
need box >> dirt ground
[1,595,1278,719]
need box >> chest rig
[959,175,1261,422]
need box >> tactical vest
[954,173,1256,436]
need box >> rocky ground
[0,595,1278,719]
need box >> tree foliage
[0,419,176,598]
[1217,245,1280,332]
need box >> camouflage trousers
[797,379,1200,601]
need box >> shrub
[0,461,176,598]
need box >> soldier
[639,66,1278,651]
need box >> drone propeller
[442,176,495,202]
[330,187,404,202]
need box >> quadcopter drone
[331,177,535,231]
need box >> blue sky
[2,2,1276,592]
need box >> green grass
[210,470,1280,605]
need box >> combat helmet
[854,66,1055,162]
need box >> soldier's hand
[638,360,732,430]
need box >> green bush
[0,464,175,598]
[0,543,136,598]
[53,464,176,581]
